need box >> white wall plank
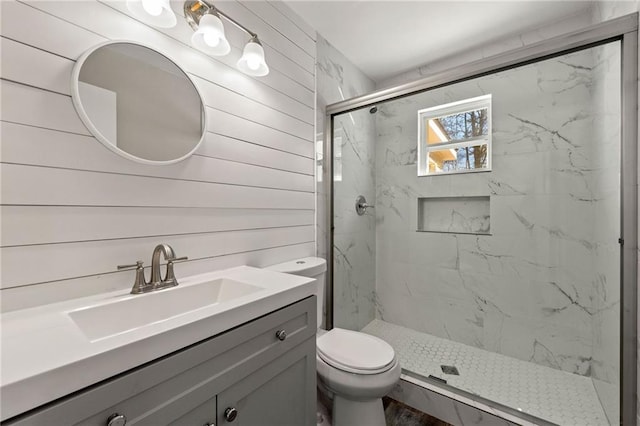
[266,1,316,41]
[0,242,315,312]
[0,0,107,59]
[1,164,314,209]
[1,206,314,246]
[206,108,314,158]
[238,1,315,55]
[0,0,317,311]
[1,37,73,95]
[1,225,315,288]
[1,122,314,192]
[0,80,89,135]
[192,75,313,140]
[191,72,313,125]
[199,133,313,175]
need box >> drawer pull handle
[275,329,287,341]
[225,407,238,422]
[203,423,215,426]
[106,413,127,426]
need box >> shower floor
[362,319,609,426]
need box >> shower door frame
[325,13,638,426]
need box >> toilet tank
[266,257,326,329]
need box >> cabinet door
[217,337,316,426]
[167,396,215,426]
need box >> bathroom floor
[362,319,609,426]
[317,395,451,426]
[383,397,452,426]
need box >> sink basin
[68,278,263,341]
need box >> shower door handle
[355,195,374,216]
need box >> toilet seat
[317,328,396,375]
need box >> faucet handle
[118,261,149,294]
[165,256,188,286]
[117,261,144,270]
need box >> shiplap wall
[0,0,317,312]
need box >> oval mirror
[71,42,206,164]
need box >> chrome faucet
[150,243,176,286]
[117,244,188,294]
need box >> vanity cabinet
[4,297,316,426]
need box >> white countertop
[0,266,315,421]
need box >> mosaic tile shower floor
[362,319,609,426]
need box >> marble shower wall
[374,44,621,385]
[333,109,377,330]
[315,35,376,329]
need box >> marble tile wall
[332,110,377,330]
[373,45,620,390]
[315,35,376,330]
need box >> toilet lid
[317,328,396,375]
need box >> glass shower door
[331,40,622,426]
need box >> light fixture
[184,0,270,77]
[237,36,269,77]
[190,10,230,56]
[126,0,177,28]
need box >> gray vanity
[4,297,316,426]
[1,266,317,426]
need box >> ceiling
[285,1,594,83]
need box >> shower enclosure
[326,15,637,426]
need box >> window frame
[417,94,492,176]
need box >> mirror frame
[70,40,207,165]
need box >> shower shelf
[417,196,490,235]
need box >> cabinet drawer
[5,296,316,426]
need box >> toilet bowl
[267,257,400,426]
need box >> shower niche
[416,196,490,235]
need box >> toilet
[267,257,400,426]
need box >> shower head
[369,106,378,114]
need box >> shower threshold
[362,319,610,426]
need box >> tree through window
[417,95,492,176]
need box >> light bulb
[141,0,162,16]
[203,32,220,47]
[237,38,269,76]
[126,0,176,27]
[247,57,261,70]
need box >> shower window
[417,94,491,175]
